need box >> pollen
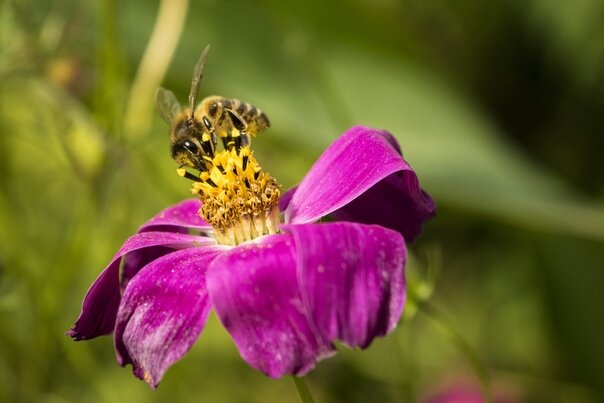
[189,147,281,246]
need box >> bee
[155,45,270,178]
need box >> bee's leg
[201,116,218,157]
[221,133,236,151]
[216,110,236,151]
[225,109,250,151]
[212,100,235,150]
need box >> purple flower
[68,126,435,388]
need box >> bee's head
[171,138,207,171]
[170,117,209,171]
[173,116,203,139]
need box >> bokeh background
[1,0,604,402]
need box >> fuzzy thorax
[185,147,281,246]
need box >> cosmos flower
[67,125,435,388]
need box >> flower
[67,126,435,388]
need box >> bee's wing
[155,87,183,125]
[189,45,211,112]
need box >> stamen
[204,177,218,187]
[190,146,282,246]
[177,168,202,182]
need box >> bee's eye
[183,141,199,154]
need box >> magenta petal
[138,199,211,233]
[207,235,334,378]
[114,247,222,388]
[284,126,435,241]
[67,232,212,340]
[283,222,407,348]
[278,186,296,212]
[284,126,404,224]
[331,170,435,243]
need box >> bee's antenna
[189,45,211,118]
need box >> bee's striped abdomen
[198,96,270,137]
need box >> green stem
[418,302,493,403]
[96,0,127,136]
[122,0,189,140]
[292,376,315,403]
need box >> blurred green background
[1,0,604,402]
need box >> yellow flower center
[180,146,281,246]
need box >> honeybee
[155,45,270,177]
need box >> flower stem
[292,376,315,403]
[122,0,189,140]
[418,302,493,403]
